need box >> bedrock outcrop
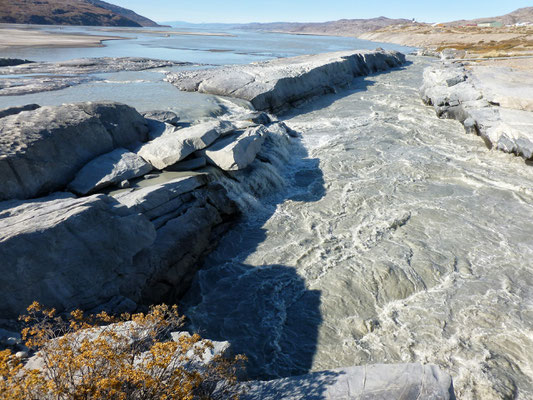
[243,363,455,400]
[0,57,187,96]
[166,49,406,113]
[0,100,298,318]
[0,101,149,201]
[420,62,533,160]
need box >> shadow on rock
[179,130,326,380]
[284,64,411,117]
[242,369,343,400]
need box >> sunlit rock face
[167,49,406,113]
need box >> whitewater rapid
[182,57,533,400]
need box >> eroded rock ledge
[0,100,292,319]
[243,363,455,400]
[166,49,406,113]
[420,62,533,160]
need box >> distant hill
[0,0,160,27]
[242,17,414,37]
[447,7,533,26]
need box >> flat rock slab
[242,363,455,400]
[0,57,187,96]
[138,120,234,169]
[0,102,148,201]
[142,110,180,126]
[113,174,208,215]
[0,57,183,76]
[469,66,533,112]
[421,62,533,161]
[199,126,266,171]
[167,49,406,113]
[68,148,153,195]
[0,193,156,319]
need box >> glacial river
[182,59,533,400]
[2,25,533,399]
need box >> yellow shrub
[0,302,246,400]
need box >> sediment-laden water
[182,58,533,400]
[3,25,532,397]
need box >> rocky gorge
[0,49,461,398]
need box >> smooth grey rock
[463,118,478,135]
[119,180,131,189]
[142,110,180,126]
[0,57,186,96]
[0,76,94,96]
[76,102,149,148]
[167,49,406,113]
[0,102,149,201]
[416,48,440,58]
[165,157,207,172]
[0,193,156,319]
[485,108,533,159]
[113,174,208,214]
[0,57,182,76]
[112,179,238,303]
[199,126,266,171]
[242,363,455,400]
[145,120,180,141]
[138,120,234,170]
[0,104,40,119]
[135,199,228,303]
[68,148,153,195]
[171,331,232,364]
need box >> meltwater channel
[180,58,533,400]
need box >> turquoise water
[0,24,414,64]
[0,24,414,120]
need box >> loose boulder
[242,363,455,400]
[199,126,266,171]
[0,102,149,201]
[0,193,156,319]
[137,120,234,170]
[68,148,153,195]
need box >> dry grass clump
[0,302,246,400]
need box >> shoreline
[0,24,235,50]
[0,26,126,50]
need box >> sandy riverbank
[0,25,125,49]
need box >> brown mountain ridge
[0,0,159,27]
[242,17,413,37]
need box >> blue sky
[110,1,533,24]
